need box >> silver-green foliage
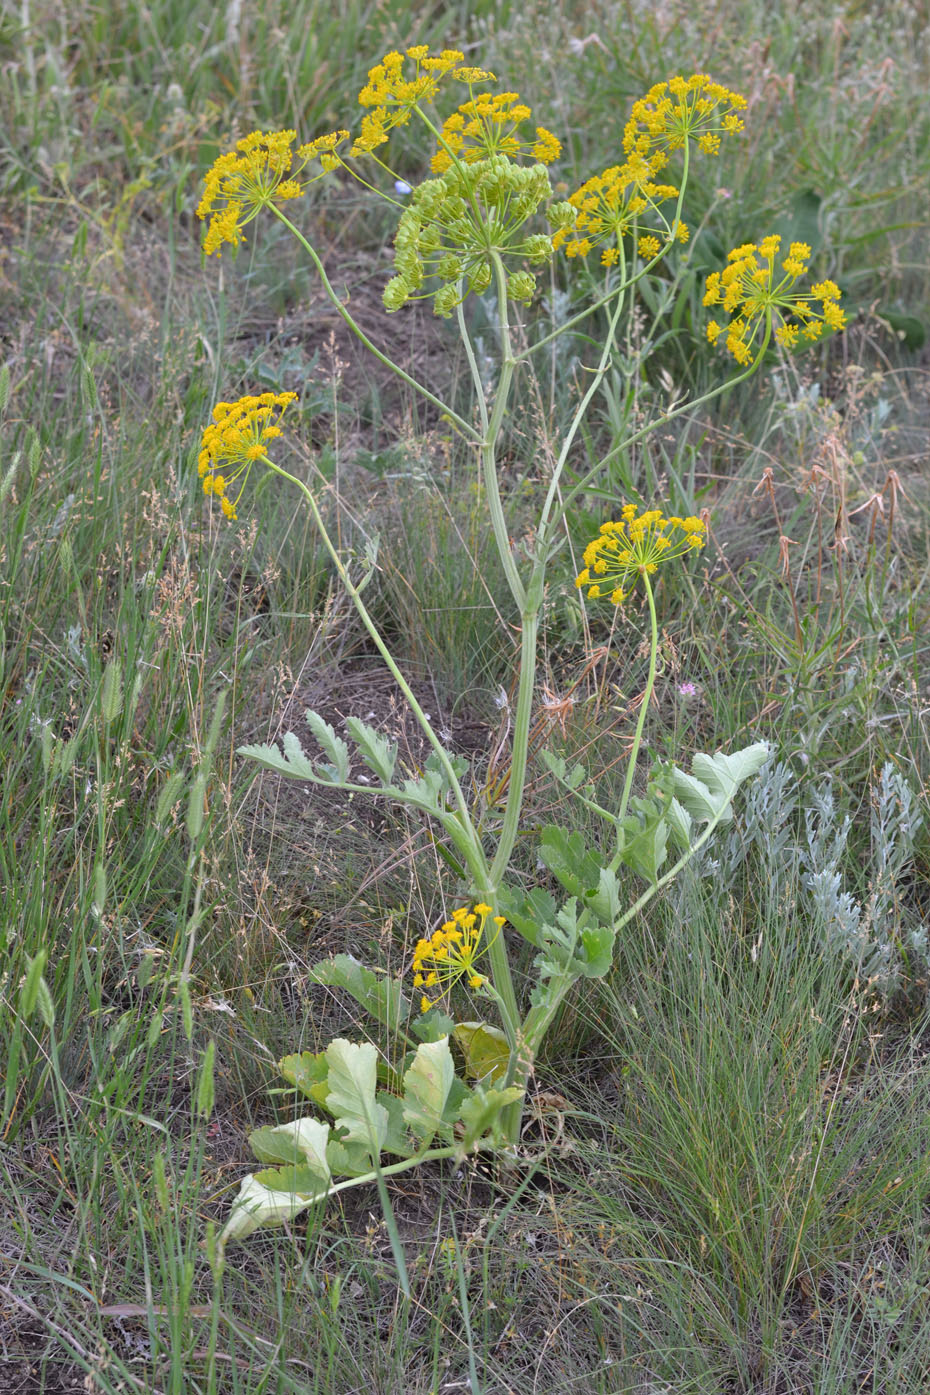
[706,759,925,987]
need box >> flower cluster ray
[197,129,349,256]
[412,904,505,1013]
[704,235,846,363]
[553,153,684,267]
[198,392,297,520]
[623,74,747,158]
[576,505,706,604]
[431,92,561,174]
[353,46,493,155]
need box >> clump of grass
[545,879,930,1391]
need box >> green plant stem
[487,608,538,889]
[515,247,673,365]
[515,144,690,366]
[535,247,630,549]
[614,572,660,837]
[487,253,629,882]
[518,967,576,1066]
[258,456,488,885]
[268,207,480,444]
[480,253,526,612]
[456,294,490,436]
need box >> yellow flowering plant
[193,46,842,1255]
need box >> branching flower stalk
[193,47,844,1206]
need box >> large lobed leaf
[402,1037,455,1144]
[325,1038,388,1159]
[308,954,410,1031]
[672,742,770,828]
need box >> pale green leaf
[308,955,410,1031]
[403,1037,456,1143]
[250,1118,331,1186]
[578,923,615,977]
[457,1084,524,1150]
[346,717,397,785]
[588,866,620,922]
[281,730,318,776]
[278,1050,329,1107]
[400,769,443,809]
[219,1171,323,1246]
[325,1038,388,1159]
[249,1125,305,1166]
[665,796,693,851]
[305,709,350,783]
[237,735,316,780]
[616,799,669,882]
[325,1135,374,1177]
[452,1022,510,1085]
[673,741,770,826]
[378,1090,415,1156]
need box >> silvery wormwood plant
[189,47,846,1257]
[698,756,925,988]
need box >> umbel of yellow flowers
[197,393,297,520]
[575,505,706,605]
[704,236,846,364]
[412,904,505,1014]
[196,130,349,256]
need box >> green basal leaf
[452,1021,510,1085]
[250,1118,331,1180]
[305,709,350,784]
[251,1162,329,1199]
[220,1172,324,1246]
[250,1123,308,1167]
[457,1084,524,1151]
[325,1038,388,1159]
[278,1049,329,1108]
[539,825,604,900]
[496,885,557,947]
[325,1135,374,1177]
[378,1089,415,1156]
[616,795,669,882]
[345,716,397,785]
[308,954,411,1032]
[403,1037,456,1144]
